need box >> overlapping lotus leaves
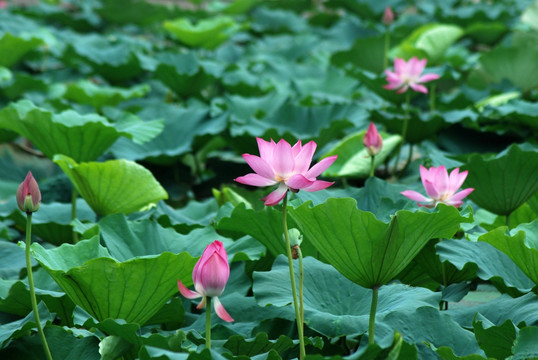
[0,100,162,162]
[0,32,43,68]
[462,144,538,216]
[322,130,401,178]
[53,155,168,216]
[164,16,242,49]
[62,80,150,110]
[29,237,197,325]
[289,199,470,288]
[479,221,538,288]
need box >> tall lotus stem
[393,92,411,175]
[429,84,436,112]
[205,296,212,349]
[369,286,379,344]
[370,156,376,178]
[283,195,306,359]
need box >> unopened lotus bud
[382,6,394,26]
[363,123,383,156]
[17,171,41,213]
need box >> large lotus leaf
[331,35,386,74]
[97,0,181,26]
[0,100,152,162]
[153,52,221,97]
[321,130,401,178]
[465,22,507,45]
[462,144,538,216]
[164,16,241,49]
[109,103,226,161]
[44,326,101,360]
[99,214,264,262]
[253,256,440,338]
[325,0,399,19]
[522,0,538,31]
[394,24,465,64]
[53,155,168,216]
[292,68,360,103]
[476,44,538,92]
[448,292,538,329]
[479,221,538,288]
[0,33,43,68]
[0,241,34,279]
[155,199,219,233]
[511,326,538,360]
[436,239,534,295]
[0,302,53,349]
[223,333,293,358]
[289,199,470,288]
[472,316,517,360]
[62,80,150,110]
[29,237,197,325]
[250,7,308,34]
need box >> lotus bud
[363,123,383,156]
[17,171,41,213]
[382,6,394,26]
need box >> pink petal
[235,173,277,187]
[448,168,468,194]
[409,57,427,77]
[423,179,440,199]
[286,174,315,190]
[396,85,409,93]
[401,190,431,203]
[243,154,275,179]
[256,137,276,164]
[409,83,428,93]
[383,83,403,90]
[418,73,440,83]
[214,296,234,322]
[262,183,289,206]
[305,155,338,179]
[394,58,406,75]
[196,296,207,309]
[178,279,202,299]
[291,139,302,157]
[448,187,474,203]
[293,140,316,174]
[433,166,449,195]
[385,71,401,83]
[303,180,334,192]
[273,139,294,179]
[420,165,433,188]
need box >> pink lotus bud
[17,171,41,213]
[192,240,230,297]
[382,6,394,26]
[177,240,233,322]
[363,123,383,156]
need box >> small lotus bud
[382,6,394,26]
[363,123,383,156]
[16,171,41,213]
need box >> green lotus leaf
[0,100,160,162]
[0,302,53,349]
[511,326,538,360]
[462,144,538,216]
[394,24,465,64]
[289,199,470,288]
[29,237,197,325]
[164,16,241,49]
[0,32,43,68]
[321,130,401,178]
[479,221,538,288]
[62,80,150,110]
[473,316,517,360]
[53,155,168,216]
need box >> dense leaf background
[0,0,537,359]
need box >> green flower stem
[399,144,414,176]
[393,92,411,175]
[25,213,53,360]
[368,286,379,345]
[297,246,304,330]
[282,195,306,360]
[369,156,376,178]
[429,84,436,112]
[383,31,390,71]
[71,189,79,243]
[205,296,212,349]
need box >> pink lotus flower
[401,165,474,208]
[383,57,440,94]
[363,123,383,156]
[235,138,337,206]
[177,240,233,322]
[382,6,394,26]
[17,171,41,213]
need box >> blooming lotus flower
[382,6,394,26]
[235,138,337,206]
[177,240,233,322]
[383,57,440,94]
[17,171,41,213]
[363,123,383,156]
[401,165,474,208]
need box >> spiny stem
[25,213,53,360]
[205,296,212,349]
[282,195,306,359]
[368,286,379,345]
